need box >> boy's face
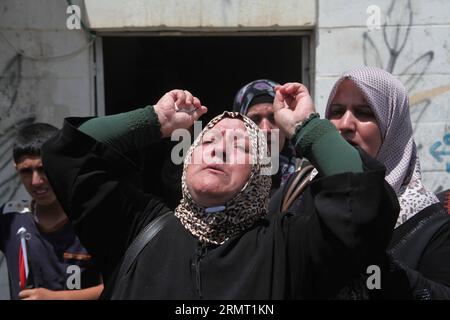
[14,155,57,206]
[246,103,286,154]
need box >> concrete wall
[315,0,450,193]
[0,253,9,299]
[0,0,94,203]
[84,0,316,30]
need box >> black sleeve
[42,117,171,281]
[396,222,450,299]
[375,251,450,300]
[285,150,399,298]
[379,205,450,300]
[419,221,450,287]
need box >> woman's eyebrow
[355,104,372,109]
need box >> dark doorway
[102,35,306,208]
[103,35,305,120]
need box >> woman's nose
[259,118,274,132]
[338,111,357,133]
[209,140,226,163]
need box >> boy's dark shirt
[0,200,101,299]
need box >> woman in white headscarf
[325,66,450,299]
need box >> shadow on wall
[362,0,450,192]
[0,54,36,204]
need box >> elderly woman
[41,85,398,299]
[325,66,450,299]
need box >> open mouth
[204,164,225,174]
[33,188,49,197]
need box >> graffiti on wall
[363,0,436,131]
[430,133,450,173]
[0,54,36,204]
[362,0,450,192]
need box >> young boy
[0,123,103,300]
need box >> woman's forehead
[213,118,246,130]
[205,118,249,135]
[334,79,363,97]
[331,79,372,109]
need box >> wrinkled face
[328,79,382,158]
[186,118,253,207]
[246,103,286,153]
[15,155,57,206]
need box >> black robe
[272,160,450,299]
[42,117,399,299]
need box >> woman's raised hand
[273,83,316,138]
[154,89,208,138]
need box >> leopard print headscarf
[174,111,272,245]
[325,66,439,227]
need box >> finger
[287,83,309,96]
[19,289,33,297]
[276,84,300,109]
[272,90,285,113]
[165,90,181,111]
[193,97,202,109]
[170,89,186,105]
[184,90,194,105]
[278,82,303,95]
[280,83,300,95]
[279,82,297,89]
[191,106,208,121]
[284,95,296,110]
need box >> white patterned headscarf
[174,111,272,245]
[325,66,439,227]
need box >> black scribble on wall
[362,0,435,135]
[0,55,22,122]
[362,0,450,193]
[382,0,413,74]
[0,54,36,204]
[0,118,36,200]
